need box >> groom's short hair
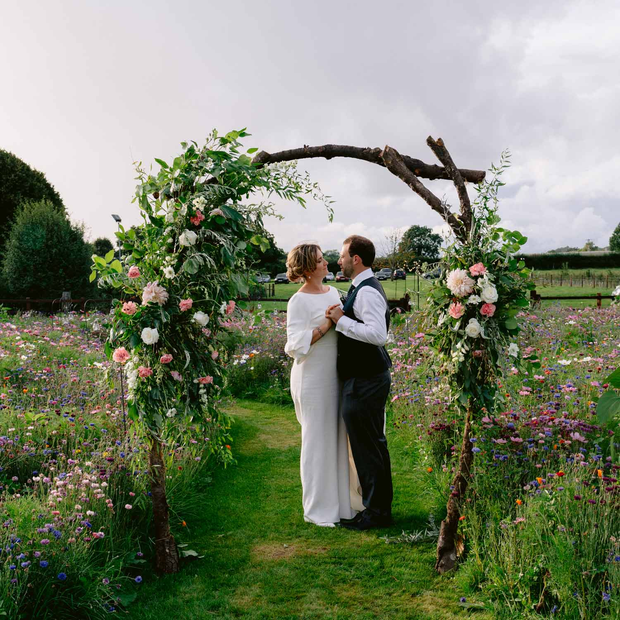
[343,235,375,267]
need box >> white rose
[166,408,177,418]
[141,327,159,345]
[179,230,198,246]
[465,318,482,338]
[193,311,210,327]
[480,285,498,304]
[163,266,175,279]
[508,343,519,357]
[466,295,481,305]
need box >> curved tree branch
[426,137,472,235]
[253,144,485,184]
[379,145,467,243]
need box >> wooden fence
[532,274,620,288]
[530,290,614,308]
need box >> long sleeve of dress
[284,294,313,362]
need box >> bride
[284,243,363,527]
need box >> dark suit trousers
[341,370,393,517]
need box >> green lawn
[129,401,491,619]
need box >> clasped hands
[325,304,344,324]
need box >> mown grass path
[130,401,492,619]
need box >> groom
[326,235,393,530]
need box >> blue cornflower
[58,572,67,580]
[40,561,49,568]
[135,576,142,583]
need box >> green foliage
[519,252,620,270]
[91,130,323,458]
[0,149,64,254]
[398,225,443,263]
[425,151,534,412]
[1,200,93,298]
[610,222,620,252]
[250,229,286,277]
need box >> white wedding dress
[285,287,364,526]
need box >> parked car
[255,273,271,283]
[336,271,350,282]
[391,268,406,281]
[376,268,392,281]
[324,272,335,282]
[422,266,443,280]
[274,273,289,284]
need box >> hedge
[517,253,620,270]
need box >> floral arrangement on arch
[425,152,536,413]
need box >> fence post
[26,297,31,311]
[597,293,602,309]
[80,298,86,312]
[61,291,71,313]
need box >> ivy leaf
[505,318,518,330]
[606,368,620,389]
[596,390,620,424]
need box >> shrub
[1,200,94,299]
[518,252,620,270]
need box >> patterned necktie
[346,284,356,299]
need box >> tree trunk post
[148,435,180,574]
[435,403,474,574]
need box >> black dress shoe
[338,512,363,526]
[341,511,392,531]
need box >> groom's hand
[326,304,344,323]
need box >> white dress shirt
[335,268,389,347]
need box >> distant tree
[399,225,442,263]
[610,223,620,252]
[582,239,600,252]
[2,200,93,298]
[252,230,287,276]
[322,249,340,273]
[0,149,64,254]
[547,246,580,253]
[91,237,115,258]
[379,228,405,270]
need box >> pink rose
[179,298,193,312]
[480,303,496,317]
[160,354,173,364]
[448,302,465,319]
[138,366,153,378]
[198,376,214,384]
[190,210,205,226]
[225,300,236,315]
[473,350,483,358]
[170,371,183,382]
[128,266,141,279]
[202,328,211,337]
[112,347,130,364]
[122,301,138,315]
[469,263,487,277]
[211,350,219,360]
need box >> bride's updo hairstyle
[286,243,321,283]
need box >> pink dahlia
[469,263,487,277]
[160,354,173,364]
[122,301,138,315]
[112,347,130,364]
[127,266,141,279]
[138,366,153,378]
[446,269,475,298]
[448,302,465,319]
[480,303,496,317]
[142,281,169,306]
[179,298,193,312]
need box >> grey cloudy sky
[2,0,619,254]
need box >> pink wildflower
[179,298,193,312]
[170,371,183,382]
[122,301,138,315]
[190,210,205,226]
[480,303,496,317]
[112,347,130,364]
[138,366,153,378]
[448,302,465,319]
[211,350,219,360]
[160,354,173,364]
[198,376,214,385]
[225,300,236,315]
[469,263,487,277]
[127,266,141,279]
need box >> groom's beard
[342,265,354,278]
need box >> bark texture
[149,436,180,574]
[435,404,474,574]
